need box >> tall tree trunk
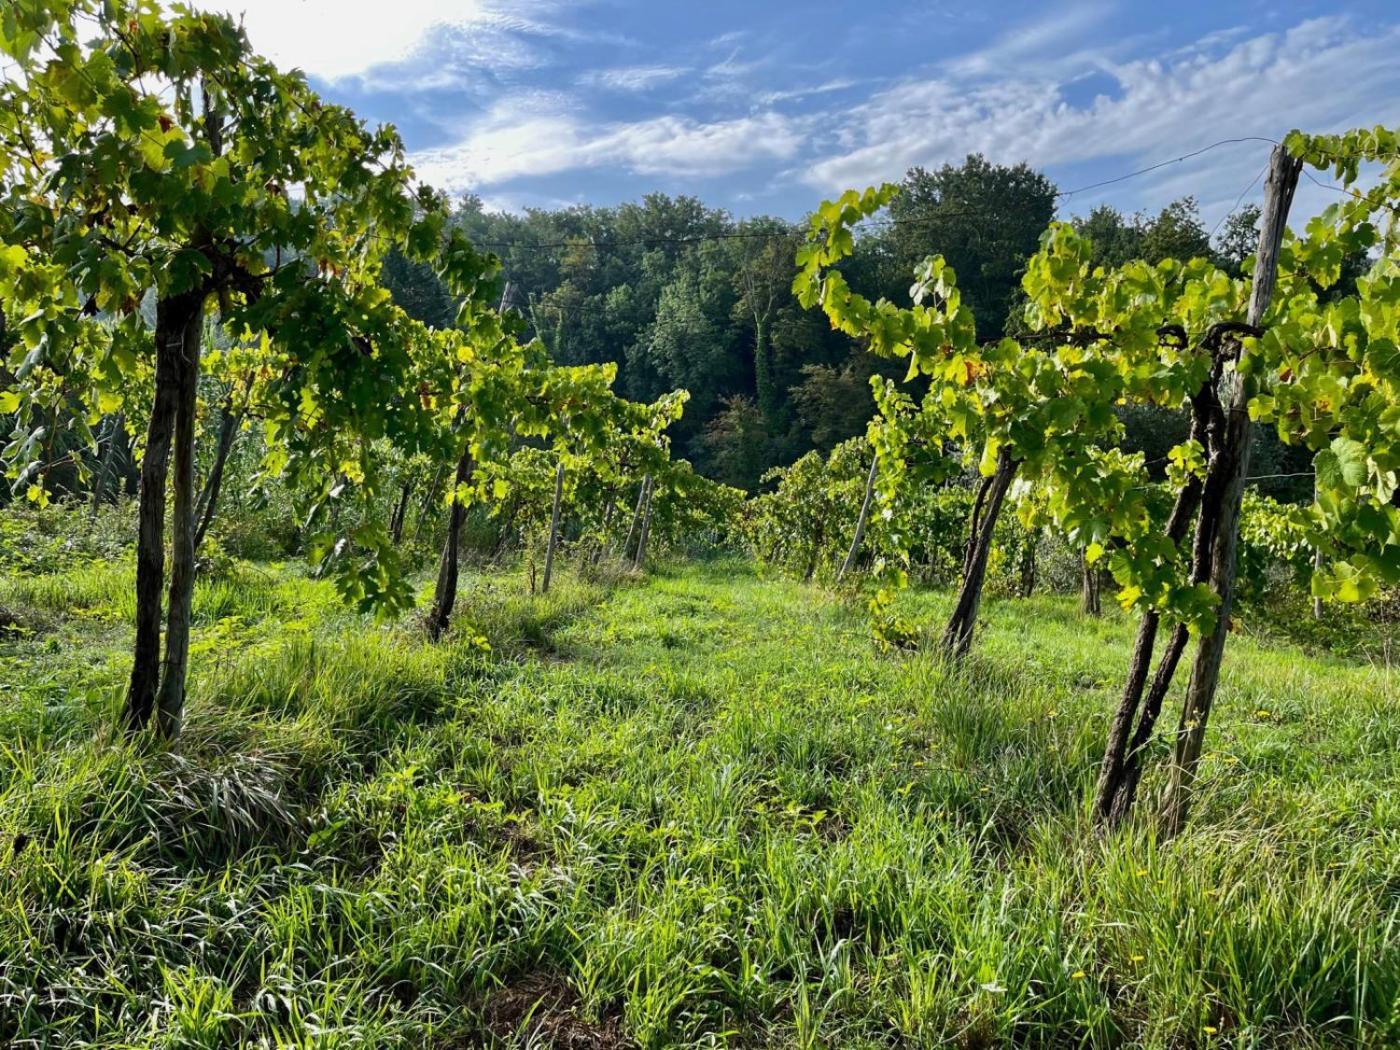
[838,453,879,582]
[426,446,473,641]
[754,317,777,425]
[940,447,1018,659]
[1161,144,1301,836]
[623,475,650,562]
[193,399,239,551]
[541,460,565,594]
[390,479,413,545]
[152,294,206,740]
[123,311,186,733]
[90,412,125,518]
[634,480,655,571]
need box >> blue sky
[200,0,1400,225]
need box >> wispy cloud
[804,16,1400,224]
[411,97,806,192]
[757,78,866,107]
[209,1,1400,223]
[945,0,1118,78]
[578,65,690,92]
[197,0,495,80]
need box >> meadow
[1,506,1396,1048]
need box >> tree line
[381,158,1309,493]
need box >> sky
[192,0,1400,227]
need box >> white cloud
[189,0,592,81]
[804,16,1400,225]
[609,113,805,176]
[189,0,486,80]
[410,98,806,192]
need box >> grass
[0,538,1397,1048]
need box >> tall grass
[0,549,1395,1046]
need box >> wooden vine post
[1091,143,1301,831]
[623,475,650,562]
[193,390,245,551]
[634,479,655,571]
[541,459,565,593]
[1160,142,1302,836]
[426,446,474,640]
[389,480,413,545]
[838,452,879,582]
[1080,553,1102,616]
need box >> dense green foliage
[744,437,1042,589]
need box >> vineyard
[1,2,1398,1047]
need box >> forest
[1,1,1398,1047]
[381,165,1320,496]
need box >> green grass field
[1,542,1397,1047]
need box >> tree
[369,187,881,487]
[0,0,495,737]
[1073,198,1212,269]
[789,353,882,454]
[1139,197,1212,264]
[646,261,738,419]
[1214,204,1262,276]
[730,220,798,427]
[701,395,773,492]
[888,155,1057,336]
